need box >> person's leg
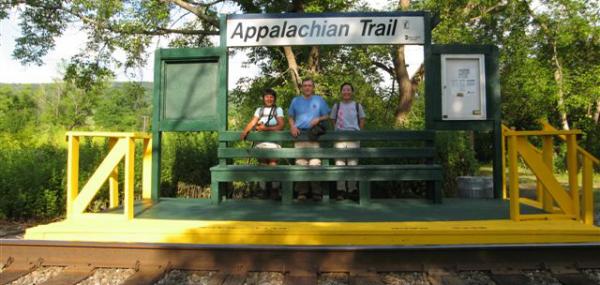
[346,141,360,194]
[305,141,322,199]
[334,141,347,200]
[256,142,280,196]
[294,142,309,200]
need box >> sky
[0,1,423,88]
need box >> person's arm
[358,103,366,130]
[309,115,329,127]
[309,97,331,127]
[240,116,260,140]
[289,117,300,137]
[288,100,300,137]
[257,117,284,131]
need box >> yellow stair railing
[66,131,152,220]
[501,122,598,224]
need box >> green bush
[435,131,480,196]
[0,145,66,219]
[160,132,218,197]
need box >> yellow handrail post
[124,138,136,220]
[508,134,520,221]
[582,158,594,225]
[501,126,507,200]
[541,136,554,212]
[66,135,80,219]
[108,138,119,208]
[566,134,579,218]
[142,138,153,200]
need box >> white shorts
[255,142,281,149]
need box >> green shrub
[435,131,480,196]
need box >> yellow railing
[66,132,152,220]
[501,122,598,224]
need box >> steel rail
[2,240,600,285]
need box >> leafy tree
[94,82,151,131]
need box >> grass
[479,164,600,226]
[479,164,600,190]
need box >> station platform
[25,198,600,246]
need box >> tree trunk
[393,45,415,125]
[307,46,319,73]
[552,43,569,130]
[283,46,301,94]
[392,0,418,126]
[594,98,600,124]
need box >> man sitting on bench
[288,78,330,201]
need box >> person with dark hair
[288,78,330,201]
[240,88,285,199]
[330,82,366,200]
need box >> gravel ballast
[8,266,63,285]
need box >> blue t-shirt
[288,95,330,130]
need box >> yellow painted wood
[536,181,543,204]
[66,131,151,139]
[142,138,152,200]
[24,218,600,245]
[542,136,554,212]
[516,137,574,215]
[66,135,80,218]
[501,125,508,200]
[566,134,579,219]
[124,138,135,220]
[518,213,575,221]
[519,197,543,209]
[503,129,582,137]
[108,138,119,209]
[582,158,594,225]
[519,198,561,213]
[508,135,520,221]
[72,139,127,215]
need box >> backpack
[332,101,361,128]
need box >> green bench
[210,130,443,205]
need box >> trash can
[456,176,493,198]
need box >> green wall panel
[163,60,219,121]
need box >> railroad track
[1,240,599,285]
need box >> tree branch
[410,63,424,92]
[468,1,508,22]
[165,0,219,28]
[372,60,395,78]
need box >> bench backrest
[217,131,436,164]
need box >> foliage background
[0,0,598,220]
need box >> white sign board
[441,54,487,120]
[226,14,425,47]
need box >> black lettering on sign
[286,24,297,37]
[375,23,385,36]
[360,19,372,36]
[298,24,309,37]
[339,24,349,36]
[244,26,257,42]
[257,26,269,41]
[269,25,281,38]
[310,20,320,37]
[326,25,338,37]
[231,22,243,39]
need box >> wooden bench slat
[218,147,435,159]
[219,130,435,142]
[211,165,442,181]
